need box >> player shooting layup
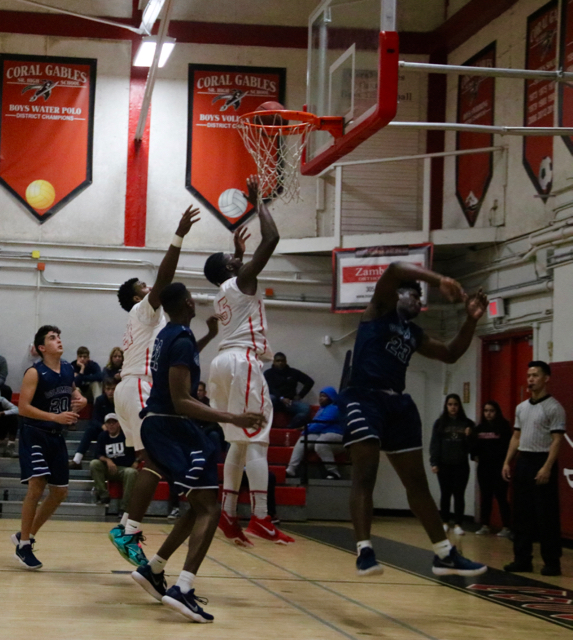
[339,261,488,577]
[110,207,204,565]
[204,176,294,545]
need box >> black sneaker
[541,564,561,576]
[504,560,533,573]
[14,542,42,570]
[356,547,384,576]
[131,564,167,601]
[432,546,487,576]
[162,586,214,623]
[11,532,36,547]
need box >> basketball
[254,101,288,126]
[218,187,248,219]
[25,179,56,210]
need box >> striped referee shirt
[514,395,566,453]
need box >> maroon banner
[456,42,496,227]
[0,54,96,223]
[523,1,558,199]
[186,64,286,231]
[559,0,573,154]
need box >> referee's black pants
[512,452,561,567]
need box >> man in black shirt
[89,413,137,512]
[264,352,314,427]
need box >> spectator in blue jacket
[286,386,343,479]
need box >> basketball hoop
[237,109,343,205]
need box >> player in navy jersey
[130,283,264,623]
[339,261,489,577]
[11,325,87,570]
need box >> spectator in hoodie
[286,387,343,479]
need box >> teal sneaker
[113,531,148,567]
[108,524,124,542]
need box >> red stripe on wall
[125,67,150,247]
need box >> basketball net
[237,112,316,205]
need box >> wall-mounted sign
[0,54,96,223]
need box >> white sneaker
[443,523,449,533]
[453,525,465,536]
[496,527,511,538]
[475,525,490,535]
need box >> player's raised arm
[169,364,264,430]
[148,206,201,310]
[417,289,488,364]
[365,261,465,320]
[236,175,279,296]
[196,315,221,353]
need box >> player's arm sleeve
[134,294,163,326]
[549,403,566,433]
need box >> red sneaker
[218,511,253,547]
[245,515,295,545]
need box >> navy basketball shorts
[141,415,219,494]
[19,424,70,486]
[338,387,423,454]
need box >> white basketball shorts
[114,376,151,451]
[208,348,273,444]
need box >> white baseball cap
[104,413,119,423]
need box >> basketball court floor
[2,516,572,639]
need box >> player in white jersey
[204,176,294,546]
[110,207,217,566]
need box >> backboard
[302,0,399,175]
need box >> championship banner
[0,54,96,223]
[559,0,573,154]
[332,245,432,313]
[186,64,286,231]
[456,42,496,227]
[523,1,558,200]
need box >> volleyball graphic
[25,180,56,210]
[218,188,248,220]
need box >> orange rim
[238,110,344,138]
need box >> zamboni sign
[332,245,432,313]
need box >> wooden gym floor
[1,516,573,639]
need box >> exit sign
[488,297,505,319]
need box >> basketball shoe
[218,511,253,547]
[245,515,295,544]
[14,542,42,570]
[432,546,487,576]
[112,531,148,566]
[131,564,167,601]
[356,547,384,576]
[108,523,124,541]
[11,532,36,547]
[162,586,214,623]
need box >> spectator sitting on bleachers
[286,386,343,480]
[264,352,314,428]
[195,381,226,453]
[89,413,138,513]
[72,346,103,403]
[0,393,19,458]
[0,352,8,393]
[103,347,123,383]
[69,378,117,469]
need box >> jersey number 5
[217,297,232,326]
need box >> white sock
[356,540,372,556]
[222,443,247,517]
[250,490,268,519]
[176,570,195,594]
[120,512,129,527]
[433,539,453,559]
[221,490,239,517]
[149,554,167,574]
[125,519,141,535]
[73,452,83,464]
[19,540,31,548]
[245,442,269,519]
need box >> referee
[502,361,565,576]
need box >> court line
[213,539,441,640]
[208,554,362,640]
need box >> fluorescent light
[134,36,175,67]
[140,0,166,35]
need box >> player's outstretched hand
[54,411,80,426]
[232,412,265,430]
[176,205,201,238]
[233,226,251,259]
[466,288,488,321]
[246,174,260,206]
[205,314,221,336]
[439,277,465,303]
